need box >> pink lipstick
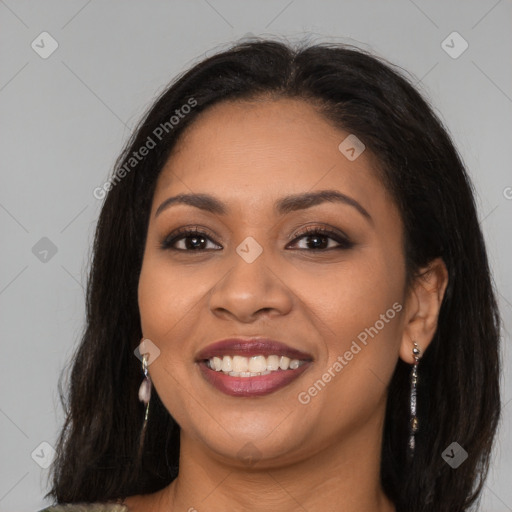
[195,338,313,397]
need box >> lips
[198,361,312,397]
[195,338,314,362]
[195,337,314,397]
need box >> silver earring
[408,341,421,460]
[137,350,152,459]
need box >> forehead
[153,97,393,216]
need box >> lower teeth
[228,370,273,377]
[206,361,303,376]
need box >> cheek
[138,261,171,338]
[137,256,197,419]
[297,251,401,337]
[300,251,403,396]
[138,252,204,338]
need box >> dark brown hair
[45,38,501,512]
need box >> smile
[198,355,312,397]
[207,354,307,374]
[195,337,314,397]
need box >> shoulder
[37,502,129,512]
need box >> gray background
[1,1,511,511]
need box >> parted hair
[46,38,501,512]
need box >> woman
[39,38,502,512]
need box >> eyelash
[160,225,354,252]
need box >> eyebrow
[155,189,373,224]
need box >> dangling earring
[137,345,152,460]
[408,341,421,461]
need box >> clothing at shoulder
[38,502,128,512]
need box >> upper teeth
[207,354,305,376]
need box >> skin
[127,97,448,512]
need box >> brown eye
[287,227,354,251]
[161,227,221,251]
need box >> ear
[399,257,449,364]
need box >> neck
[153,401,395,512]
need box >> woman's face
[138,97,408,467]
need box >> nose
[208,245,293,323]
